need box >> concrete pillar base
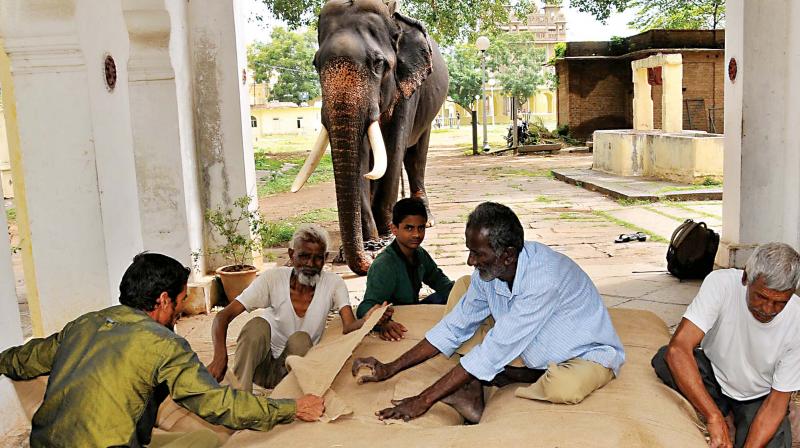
[715,240,757,269]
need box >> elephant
[291,0,449,276]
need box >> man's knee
[516,360,614,405]
[651,345,672,382]
[444,275,471,316]
[237,317,271,346]
[285,331,313,356]
[538,373,593,404]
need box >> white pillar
[0,192,25,437]
[632,67,653,130]
[123,0,192,264]
[75,0,146,300]
[188,0,257,269]
[718,0,800,266]
[0,1,114,335]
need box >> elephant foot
[363,236,393,252]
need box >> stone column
[0,185,24,436]
[632,67,653,130]
[0,102,12,199]
[718,0,800,267]
[0,1,113,335]
[661,57,684,132]
[123,0,192,264]
[188,0,258,270]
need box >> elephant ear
[392,12,433,99]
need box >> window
[250,116,257,127]
[297,117,302,129]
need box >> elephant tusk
[291,127,330,193]
[365,121,387,180]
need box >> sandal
[615,232,648,243]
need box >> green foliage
[569,0,725,30]
[257,0,537,47]
[444,43,483,110]
[702,177,722,186]
[5,207,15,224]
[608,35,629,55]
[553,42,566,58]
[255,153,334,196]
[487,32,546,107]
[248,27,320,105]
[261,208,339,247]
[629,0,725,30]
[199,196,267,268]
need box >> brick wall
[557,49,724,139]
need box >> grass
[261,208,339,247]
[487,167,554,180]
[535,195,557,203]
[5,207,15,224]
[663,201,721,220]
[642,206,685,222]
[557,212,603,221]
[255,153,334,196]
[592,211,669,243]
[655,177,723,195]
[615,198,653,207]
[254,134,318,154]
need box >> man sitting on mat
[352,202,625,423]
[356,198,454,342]
[652,243,800,448]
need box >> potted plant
[197,195,266,301]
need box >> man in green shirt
[356,198,454,341]
[0,253,324,448]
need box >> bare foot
[441,378,484,423]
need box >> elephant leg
[370,143,406,237]
[403,127,434,227]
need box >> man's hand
[295,394,325,422]
[378,320,407,341]
[706,415,733,448]
[376,395,432,422]
[352,357,395,384]
[365,303,394,326]
[206,355,228,383]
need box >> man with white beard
[208,224,385,392]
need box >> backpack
[666,219,719,280]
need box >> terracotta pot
[216,265,258,301]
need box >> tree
[488,32,546,111]
[257,0,537,46]
[569,0,725,30]
[444,44,483,111]
[247,27,320,105]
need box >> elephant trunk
[320,58,376,275]
[329,126,372,275]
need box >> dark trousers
[419,291,447,305]
[651,346,791,448]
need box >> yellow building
[246,81,323,145]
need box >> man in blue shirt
[352,202,625,423]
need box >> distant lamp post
[476,35,490,152]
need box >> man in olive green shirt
[357,198,453,341]
[0,253,324,448]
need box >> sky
[241,0,639,45]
